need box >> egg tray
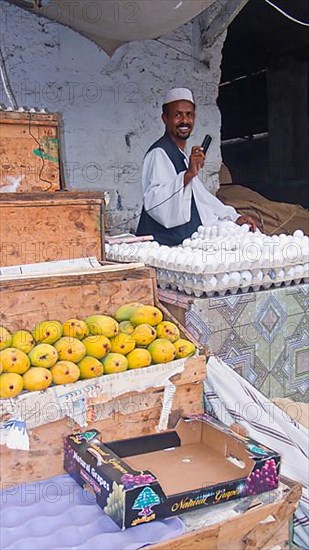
[103,252,308,297]
[152,256,308,274]
[105,244,308,297]
[155,267,309,298]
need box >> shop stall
[0,110,302,549]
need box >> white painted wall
[0,3,225,233]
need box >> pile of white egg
[106,222,309,297]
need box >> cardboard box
[64,414,281,529]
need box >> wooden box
[0,192,105,266]
[0,265,206,485]
[0,111,61,192]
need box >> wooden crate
[0,111,61,192]
[0,265,206,484]
[0,265,157,331]
[149,478,302,550]
[0,192,105,266]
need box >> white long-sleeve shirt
[142,147,239,228]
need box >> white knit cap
[163,87,195,106]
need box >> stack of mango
[0,303,196,399]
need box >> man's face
[162,100,195,141]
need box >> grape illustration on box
[121,472,156,489]
[133,487,161,517]
[244,458,279,496]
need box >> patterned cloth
[159,283,309,402]
[204,356,309,548]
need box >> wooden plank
[0,111,59,124]
[149,482,301,550]
[86,380,204,422]
[0,262,147,282]
[0,265,156,288]
[245,520,290,550]
[0,191,105,205]
[213,484,300,550]
[0,118,59,133]
[170,355,206,385]
[0,275,156,331]
[0,193,105,267]
[170,382,205,425]
[86,387,166,421]
[244,482,302,549]
[260,522,290,549]
[0,112,61,192]
[150,526,221,550]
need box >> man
[136,88,256,246]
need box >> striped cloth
[204,356,309,549]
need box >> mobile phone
[201,134,212,154]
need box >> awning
[29,0,217,56]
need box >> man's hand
[184,146,205,186]
[236,215,257,232]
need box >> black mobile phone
[201,134,212,154]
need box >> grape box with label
[64,414,281,529]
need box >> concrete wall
[0,3,225,233]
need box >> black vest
[136,133,201,246]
